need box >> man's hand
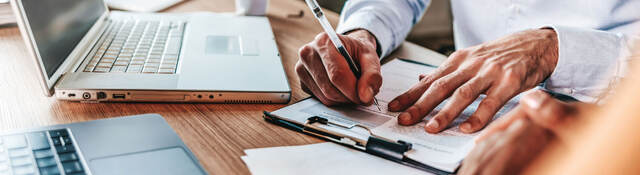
[477,90,594,142]
[460,90,594,175]
[296,29,382,106]
[459,118,553,175]
[388,29,559,133]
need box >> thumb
[356,51,382,105]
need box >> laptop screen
[22,0,106,78]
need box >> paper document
[242,142,431,175]
[271,59,519,172]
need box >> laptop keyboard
[0,129,85,175]
[82,19,185,74]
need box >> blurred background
[316,0,455,55]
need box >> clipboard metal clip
[304,116,413,161]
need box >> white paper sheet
[242,142,432,175]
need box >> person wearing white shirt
[295,0,640,135]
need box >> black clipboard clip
[263,111,452,175]
[304,116,412,161]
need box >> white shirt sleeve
[336,0,430,57]
[546,25,640,103]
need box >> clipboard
[263,108,454,175]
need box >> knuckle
[410,105,426,118]
[328,68,348,85]
[436,111,454,121]
[431,80,450,91]
[449,50,468,60]
[315,33,330,43]
[298,45,315,62]
[503,70,523,85]
[481,97,501,112]
[456,85,477,100]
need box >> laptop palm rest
[89,147,205,175]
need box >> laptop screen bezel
[10,0,110,96]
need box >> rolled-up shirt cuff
[543,25,623,103]
[337,10,395,58]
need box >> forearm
[336,0,429,58]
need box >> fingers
[295,61,337,106]
[313,34,361,104]
[299,45,351,103]
[461,72,523,133]
[397,71,472,128]
[426,76,492,133]
[519,90,581,136]
[388,64,458,112]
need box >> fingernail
[522,90,547,109]
[389,100,400,110]
[460,122,471,132]
[398,112,412,125]
[426,119,439,130]
[360,86,374,103]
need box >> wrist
[346,29,378,52]
[539,28,559,78]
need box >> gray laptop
[0,114,207,175]
[11,0,291,103]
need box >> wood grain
[0,0,446,174]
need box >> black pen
[304,0,381,111]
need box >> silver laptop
[0,114,207,175]
[11,0,291,103]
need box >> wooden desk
[0,0,446,174]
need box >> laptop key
[58,152,78,162]
[10,156,32,166]
[142,68,158,73]
[3,135,27,149]
[12,165,35,175]
[26,132,50,150]
[60,136,72,145]
[55,145,75,154]
[39,166,60,175]
[8,148,30,158]
[62,161,83,174]
[33,149,54,159]
[49,130,68,137]
[158,69,175,74]
[36,157,57,168]
[50,137,61,146]
[110,66,127,72]
[93,67,110,72]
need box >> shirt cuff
[544,25,624,103]
[337,10,395,58]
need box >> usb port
[112,94,126,99]
[68,93,76,97]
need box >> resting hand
[388,29,559,133]
[296,29,382,106]
[477,89,593,142]
[460,90,593,175]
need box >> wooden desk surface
[0,0,446,174]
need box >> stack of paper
[0,0,15,26]
[242,142,432,175]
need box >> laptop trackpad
[90,147,205,175]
